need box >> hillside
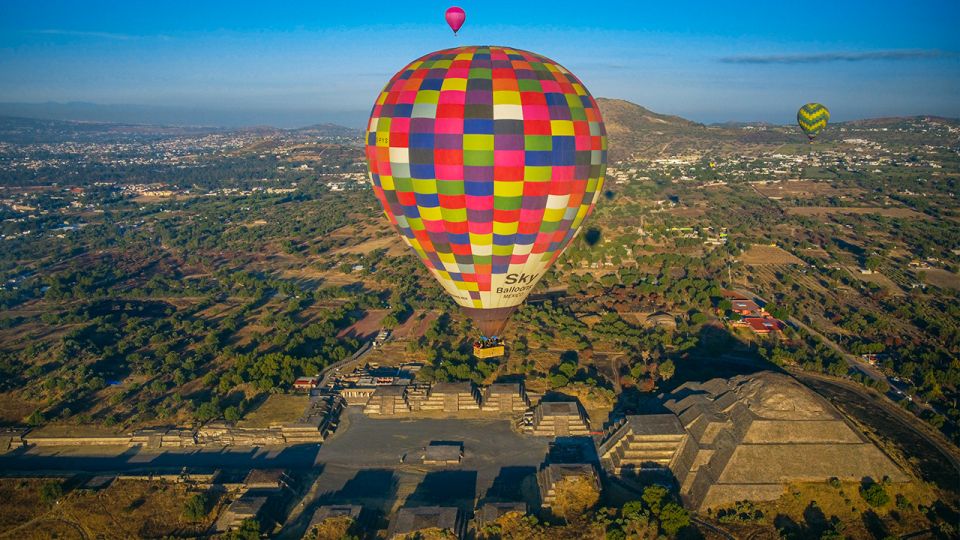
[596,98,800,161]
[596,98,960,161]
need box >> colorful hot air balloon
[797,103,830,142]
[365,46,607,339]
[445,7,466,35]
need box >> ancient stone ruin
[599,371,907,510]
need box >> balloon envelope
[445,7,466,34]
[797,103,830,141]
[364,46,607,336]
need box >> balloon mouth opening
[461,305,518,339]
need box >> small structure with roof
[243,469,290,492]
[306,504,362,538]
[423,441,463,465]
[213,493,269,533]
[475,502,527,528]
[388,506,465,539]
[293,376,319,392]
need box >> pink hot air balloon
[445,6,466,35]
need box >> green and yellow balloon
[797,103,830,142]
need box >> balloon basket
[473,344,505,359]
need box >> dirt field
[921,268,960,290]
[784,206,929,219]
[740,245,805,265]
[331,234,408,257]
[664,207,705,218]
[338,309,389,340]
[237,394,309,428]
[800,248,831,260]
[390,310,440,340]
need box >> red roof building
[741,317,784,335]
[730,299,764,316]
[293,376,319,391]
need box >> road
[733,288,888,384]
[318,340,373,389]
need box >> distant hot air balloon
[445,6,466,35]
[365,46,607,341]
[797,103,830,142]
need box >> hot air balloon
[445,7,466,35]
[797,103,830,142]
[365,46,607,353]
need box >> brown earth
[740,245,805,265]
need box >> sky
[0,0,958,127]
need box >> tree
[25,408,45,426]
[39,480,63,505]
[223,406,241,423]
[657,360,675,381]
[224,518,261,540]
[381,313,399,329]
[558,361,578,379]
[183,493,210,521]
[860,482,890,507]
[642,485,669,515]
[658,502,690,537]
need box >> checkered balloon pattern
[365,45,607,310]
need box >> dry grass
[755,180,862,199]
[237,393,309,428]
[784,206,928,219]
[725,480,940,539]
[740,245,805,265]
[0,478,216,539]
[844,267,905,296]
[921,268,960,290]
[0,393,42,424]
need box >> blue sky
[0,0,958,127]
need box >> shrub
[182,493,210,521]
[860,482,890,507]
[39,480,63,505]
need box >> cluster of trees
[408,315,499,385]
[600,485,691,539]
[478,484,691,539]
[513,301,591,350]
